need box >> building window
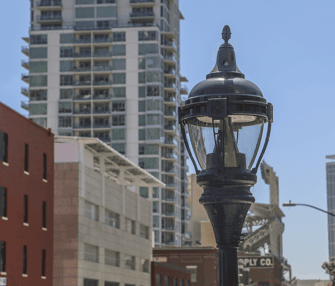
[138,72,145,83]
[84,243,99,263]
[138,44,158,55]
[30,47,47,58]
[138,129,145,140]
[0,241,6,272]
[153,216,159,228]
[138,31,157,41]
[156,275,161,286]
[23,245,27,274]
[60,47,74,58]
[42,201,46,228]
[124,254,135,270]
[105,209,119,229]
[173,278,177,286]
[30,34,47,45]
[24,195,28,223]
[112,115,125,126]
[30,75,47,87]
[139,158,158,169]
[60,89,73,99]
[43,153,47,180]
[112,87,126,98]
[105,282,120,286]
[84,278,98,286]
[30,90,47,101]
[140,224,149,239]
[105,249,120,267]
[141,259,149,273]
[24,144,29,172]
[152,201,159,213]
[112,45,125,56]
[112,129,125,140]
[60,75,73,86]
[29,103,47,115]
[164,276,169,286]
[113,73,126,84]
[186,266,197,282]
[0,186,7,218]
[112,101,125,112]
[0,131,8,163]
[125,218,135,235]
[113,32,125,42]
[84,201,99,221]
[41,249,46,277]
[112,59,126,70]
[59,116,72,128]
[147,85,160,97]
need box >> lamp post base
[218,245,238,286]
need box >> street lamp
[282,200,335,217]
[178,25,273,286]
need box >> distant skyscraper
[326,155,335,260]
[21,0,190,247]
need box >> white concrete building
[54,136,165,286]
[21,0,190,247]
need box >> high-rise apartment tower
[21,0,190,247]
[326,155,335,260]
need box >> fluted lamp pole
[178,25,273,286]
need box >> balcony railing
[21,101,29,111]
[180,85,189,94]
[21,87,29,95]
[164,138,178,147]
[93,51,112,57]
[93,80,112,86]
[73,108,91,114]
[93,123,111,128]
[21,46,29,55]
[97,0,115,3]
[96,136,111,142]
[93,38,112,43]
[73,94,91,100]
[21,74,29,82]
[164,96,176,103]
[165,125,177,132]
[164,54,177,63]
[21,60,29,69]
[163,225,177,231]
[93,94,112,100]
[93,108,110,114]
[73,66,91,72]
[74,38,91,44]
[73,80,91,86]
[73,123,91,129]
[162,41,177,51]
[165,196,177,203]
[93,66,112,72]
[73,52,91,58]
[130,0,154,3]
[164,69,177,76]
[164,110,176,117]
[130,11,154,18]
[164,211,177,217]
[164,82,177,90]
[36,15,62,21]
[37,0,62,7]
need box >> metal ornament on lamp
[178,25,273,286]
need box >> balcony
[93,94,112,100]
[21,101,29,111]
[21,87,29,97]
[164,138,178,148]
[73,94,91,100]
[37,0,62,10]
[163,210,177,217]
[93,107,110,114]
[163,225,177,231]
[93,80,112,86]
[93,38,112,44]
[164,110,176,119]
[73,52,91,58]
[73,66,91,73]
[21,74,29,83]
[164,124,177,134]
[164,82,177,92]
[163,54,177,65]
[130,0,155,7]
[163,152,178,161]
[73,108,91,115]
[73,123,91,129]
[21,60,29,70]
[164,96,176,105]
[180,85,188,95]
[21,46,29,56]
[162,41,177,52]
[165,196,178,203]
[130,11,155,22]
[74,38,91,45]
[93,123,111,129]
[73,80,91,86]
[164,69,177,79]
[97,0,115,3]
[36,15,62,24]
[93,66,112,72]
[93,51,112,58]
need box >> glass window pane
[30,47,47,58]
[30,61,47,73]
[112,45,126,56]
[112,59,126,70]
[60,33,74,44]
[29,103,47,115]
[76,7,94,18]
[60,61,74,72]
[96,6,116,18]
[138,44,158,55]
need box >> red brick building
[153,247,219,286]
[0,102,54,286]
[151,261,191,286]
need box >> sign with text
[238,257,273,268]
[0,277,6,286]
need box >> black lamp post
[178,25,273,286]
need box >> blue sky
[1,0,335,280]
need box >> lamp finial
[222,25,232,44]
